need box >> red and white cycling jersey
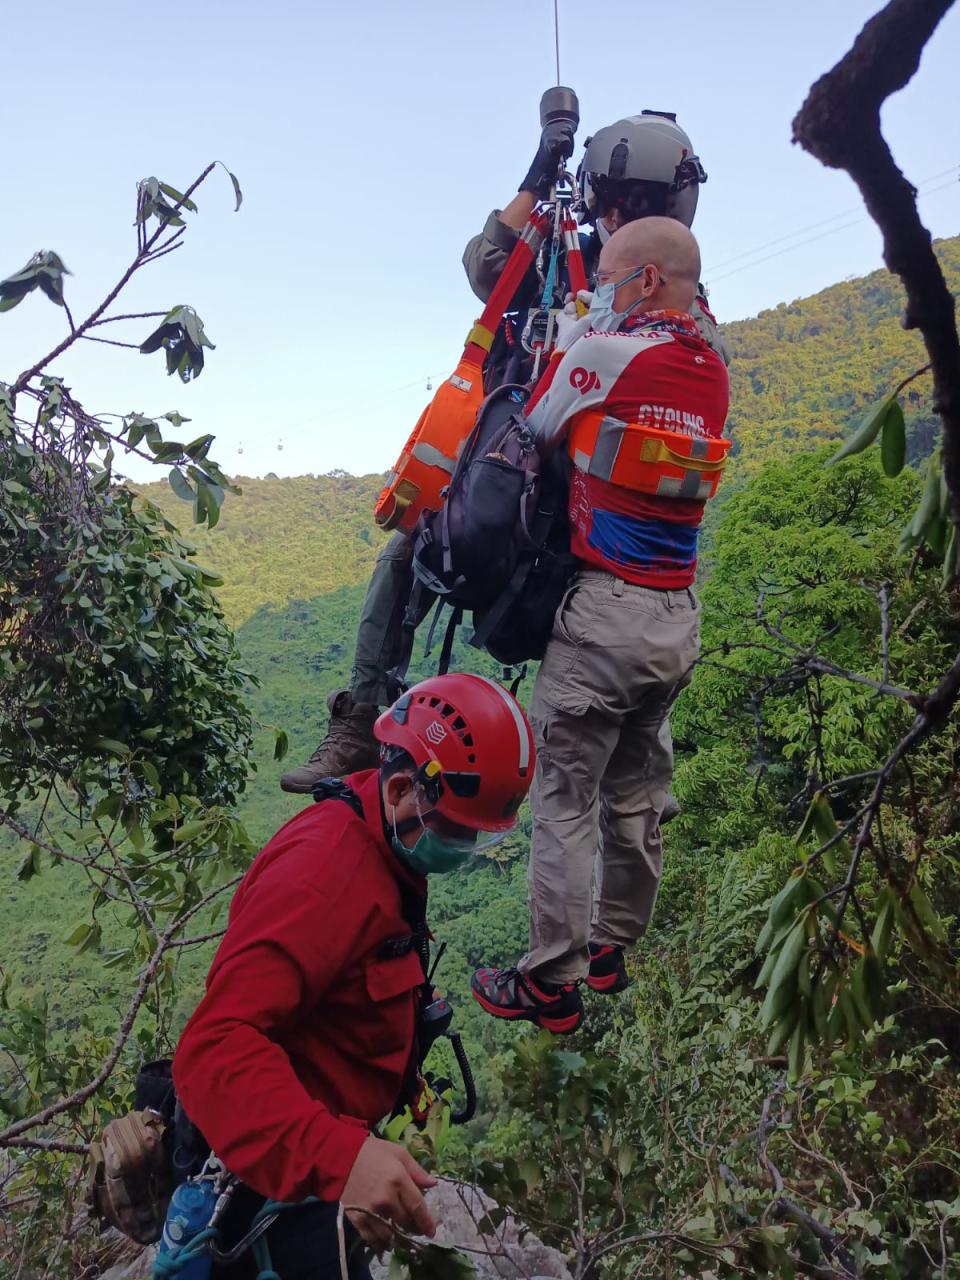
[524,310,730,589]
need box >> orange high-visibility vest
[374,210,553,534]
[569,410,731,501]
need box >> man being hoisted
[472,217,730,1030]
[280,108,725,795]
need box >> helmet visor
[592,177,668,222]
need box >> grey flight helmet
[577,110,707,228]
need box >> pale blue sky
[3,0,958,483]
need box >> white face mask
[588,266,649,333]
[596,218,613,246]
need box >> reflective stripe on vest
[570,411,730,502]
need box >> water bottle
[155,1179,217,1280]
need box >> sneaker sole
[586,972,630,994]
[471,988,582,1034]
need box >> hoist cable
[553,0,560,85]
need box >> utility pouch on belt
[87,1058,190,1242]
[88,1109,173,1244]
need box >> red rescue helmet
[374,673,535,832]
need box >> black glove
[519,120,575,198]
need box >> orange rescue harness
[374,200,587,534]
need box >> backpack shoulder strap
[311,777,365,819]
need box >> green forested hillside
[723,236,959,469]
[4,242,960,1276]
[133,238,959,631]
[141,472,391,627]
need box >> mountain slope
[136,236,960,627]
[141,472,390,627]
[722,236,959,469]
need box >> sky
[2,0,958,485]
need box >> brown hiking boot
[279,690,380,794]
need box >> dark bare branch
[793,0,960,527]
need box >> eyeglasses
[594,263,668,287]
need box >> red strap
[562,212,588,296]
[462,209,550,365]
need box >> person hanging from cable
[170,674,535,1279]
[279,103,726,796]
[463,109,729,382]
[470,217,730,1031]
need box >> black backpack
[393,383,576,681]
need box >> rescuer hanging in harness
[280,105,725,798]
[171,674,535,1279]
[470,218,730,1032]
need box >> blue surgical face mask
[588,266,649,333]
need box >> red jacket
[173,770,426,1203]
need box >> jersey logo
[425,721,447,745]
[570,367,601,395]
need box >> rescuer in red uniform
[173,673,535,1278]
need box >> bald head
[596,216,702,317]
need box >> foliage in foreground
[459,450,959,1279]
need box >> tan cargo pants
[518,570,701,984]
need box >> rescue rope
[152,1197,319,1280]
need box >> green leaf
[158,181,198,213]
[226,167,243,211]
[77,922,103,954]
[168,467,195,502]
[942,523,958,589]
[273,727,290,761]
[907,880,947,942]
[92,737,130,756]
[787,1014,806,1081]
[870,888,895,962]
[173,819,209,842]
[901,447,942,549]
[151,442,187,464]
[196,478,221,529]
[184,434,215,460]
[880,400,906,476]
[760,919,807,1028]
[16,846,43,881]
[831,392,898,463]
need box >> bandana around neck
[620,308,699,340]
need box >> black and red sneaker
[587,943,630,994]
[471,966,583,1034]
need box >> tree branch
[3,1136,90,1156]
[793,0,960,527]
[11,164,214,395]
[0,872,241,1145]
